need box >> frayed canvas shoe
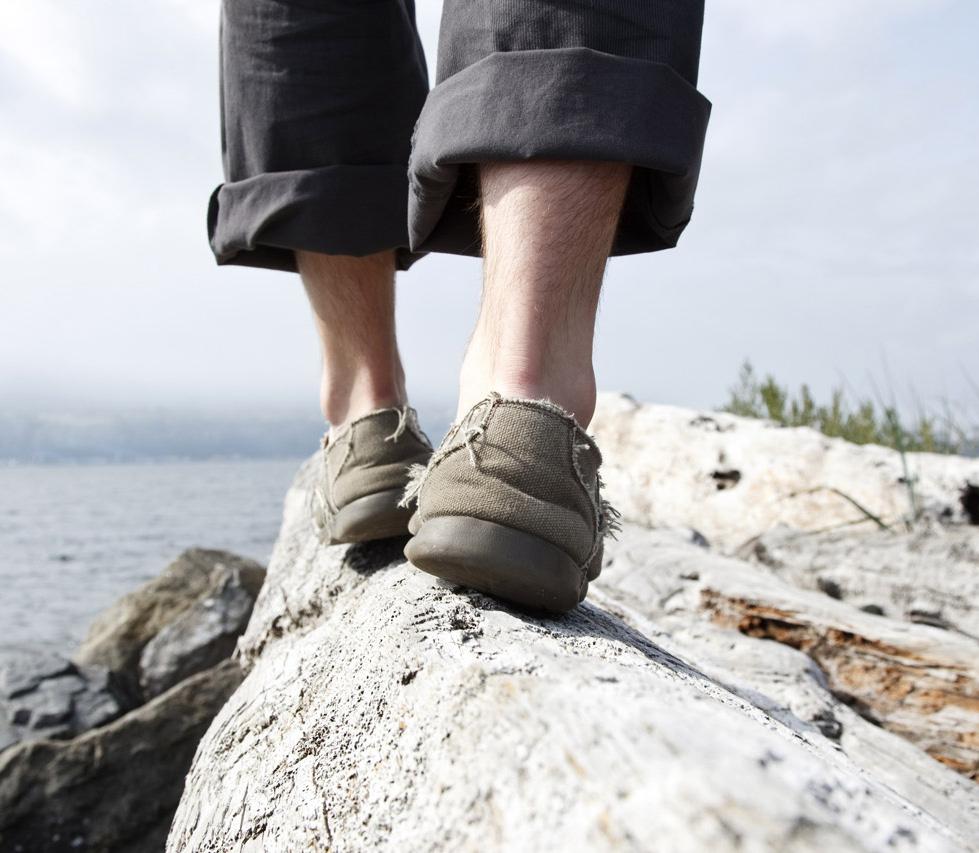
[401,392,620,613]
[312,406,433,544]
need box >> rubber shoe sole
[326,488,414,545]
[404,515,592,613]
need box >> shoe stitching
[330,405,429,481]
[399,395,500,508]
[571,434,602,570]
[321,433,349,516]
[462,426,484,466]
[329,404,422,444]
[385,406,410,442]
[404,407,432,447]
[385,405,430,445]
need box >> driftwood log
[168,398,979,852]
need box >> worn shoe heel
[329,489,413,544]
[404,516,585,613]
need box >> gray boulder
[0,651,124,752]
[75,548,264,701]
[0,659,242,853]
[139,564,260,698]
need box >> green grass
[720,360,973,455]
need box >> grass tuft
[720,360,975,456]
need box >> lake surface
[0,459,303,656]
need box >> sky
[0,0,977,426]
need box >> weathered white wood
[736,524,979,638]
[595,525,979,780]
[589,393,979,552]
[593,525,979,836]
[168,462,978,852]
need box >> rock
[167,460,979,851]
[0,650,74,699]
[75,548,265,701]
[589,393,979,552]
[0,548,266,846]
[0,659,242,853]
[736,524,979,638]
[596,525,979,791]
[139,564,261,698]
[0,651,124,752]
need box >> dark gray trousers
[210,0,710,273]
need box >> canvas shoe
[312,405,432,544]
[402,393,619,612]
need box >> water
[0,458,303,656]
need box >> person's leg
[457,161,631,427]
[297,248,433,546]
[212,0,428,273]
[213,0,425,426]
[298,248,432,543]
[403,160,627,608]
[211,0,434,542]
[296,249,406,431]
[402,1,710,607]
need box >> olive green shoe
[401,392,620,613]
[312,406,433,545]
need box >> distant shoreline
[0,454,309,468]
[0,410,453,468]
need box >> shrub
[721,361,970,455]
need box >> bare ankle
[298,249,409,432]
[491,375,596,427]
[456,160,626,429]
[321,367,407,430]
[458,344,596,426]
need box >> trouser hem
[208,164,423,273]
[408,47,711,257]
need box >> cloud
[164,0,219,34]
[710,0,950,44]
[0,1,96,108]
[0,1,221,257]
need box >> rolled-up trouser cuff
[209,164,423,273]
[408,47,711,257]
